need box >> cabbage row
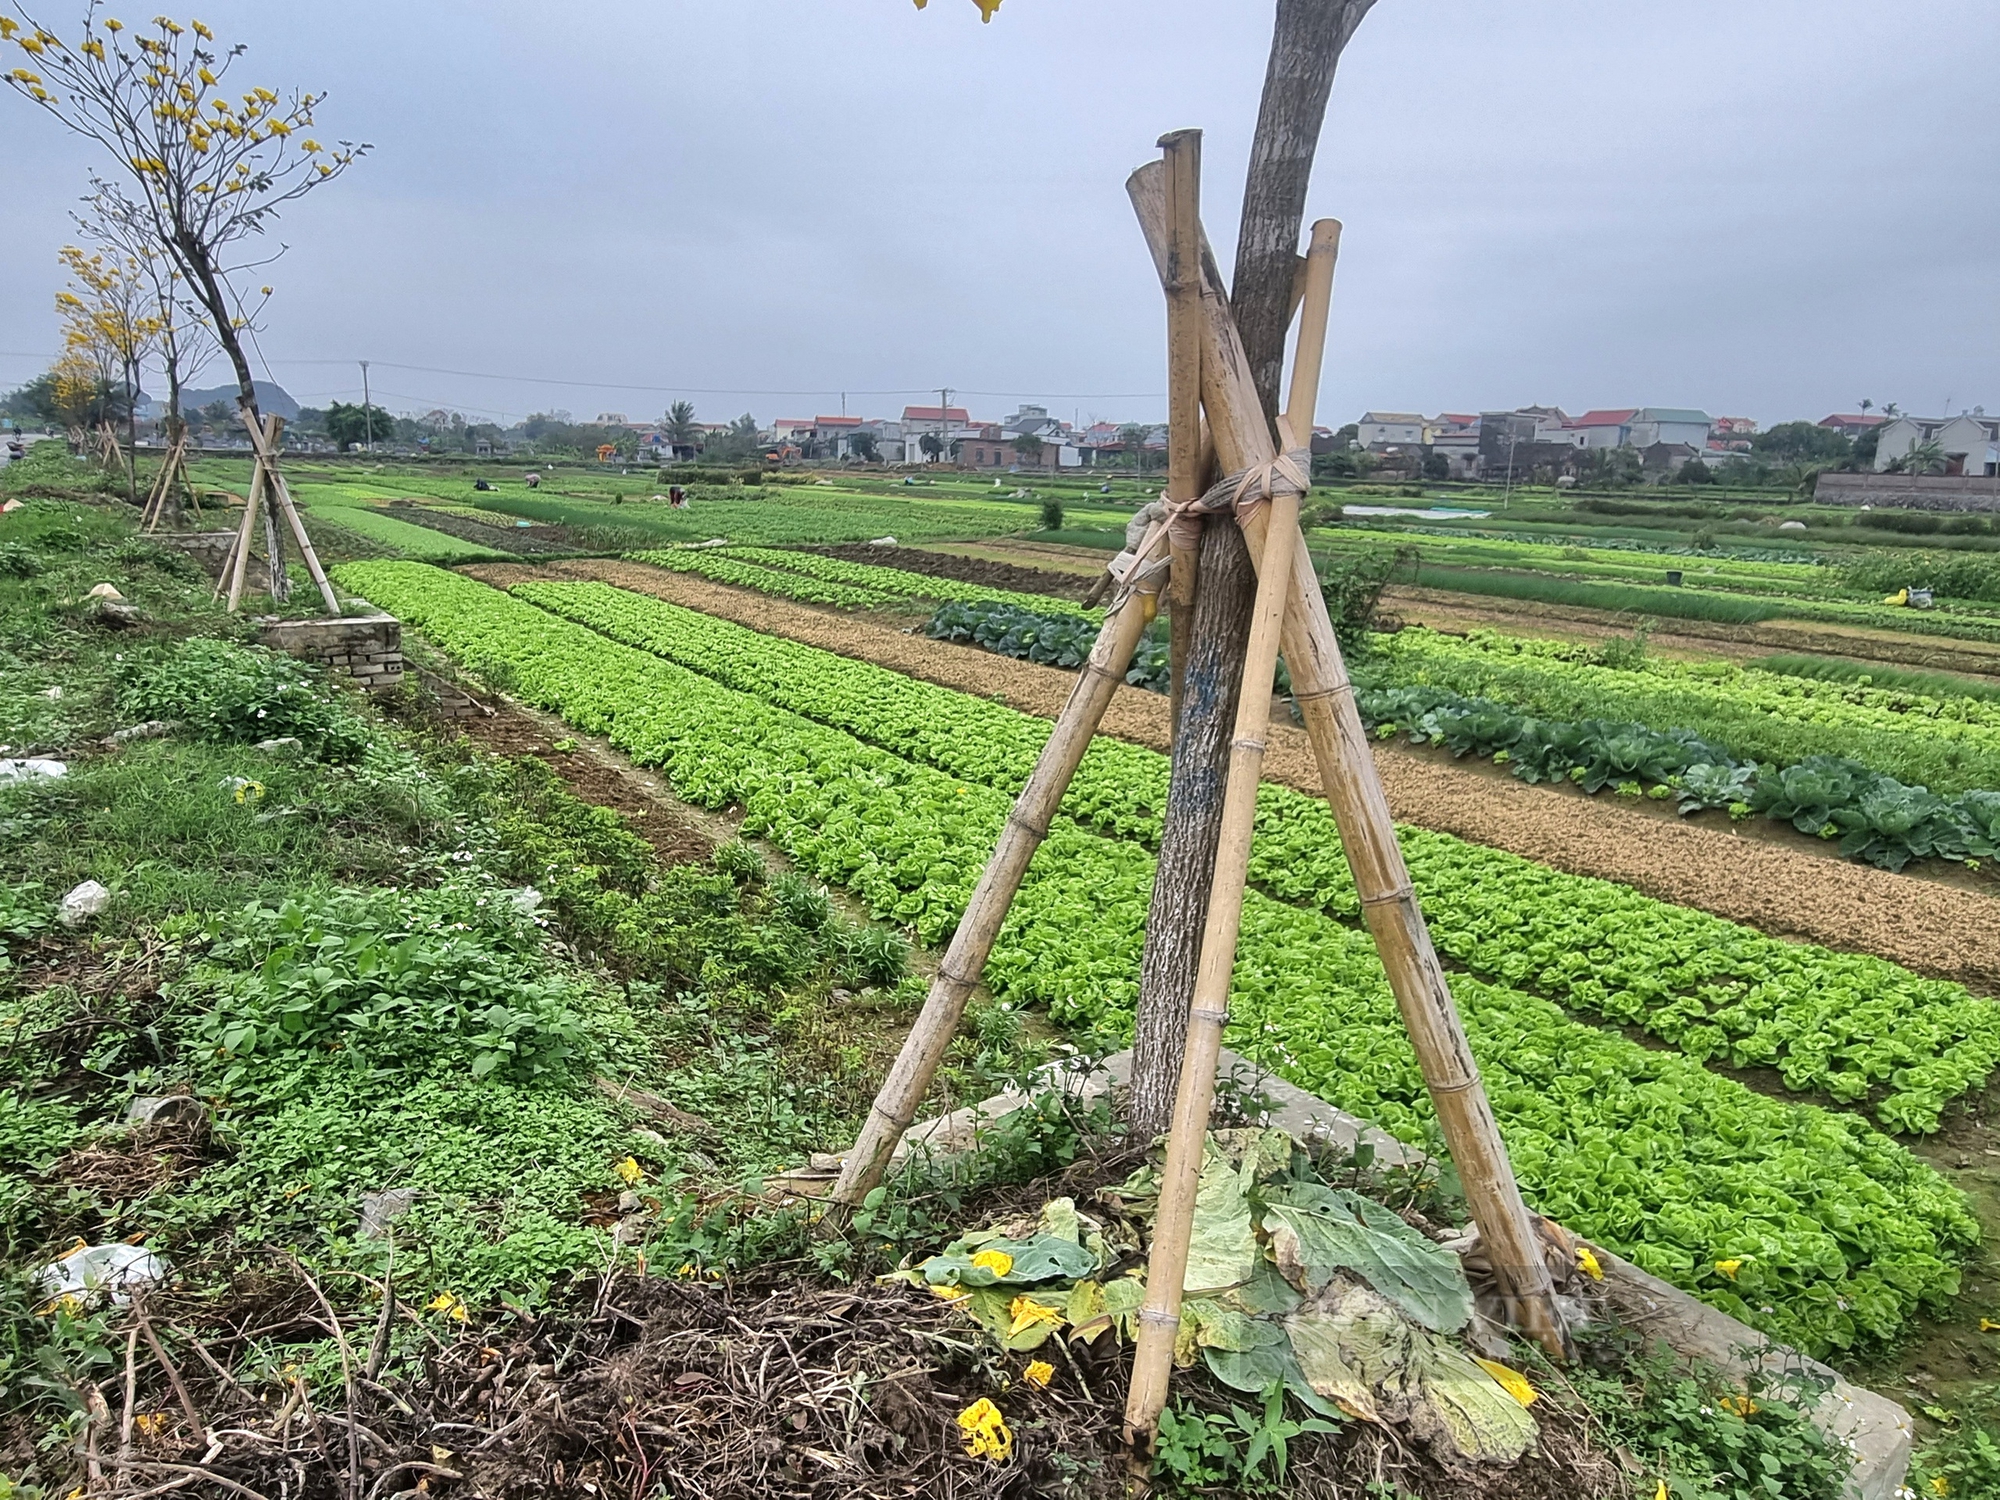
[1366,627,2000,797]
[509,576,2000,1135]
[332,560,1976,1355]
[716,545,1099,617]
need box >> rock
[86,583,125,600]
[1778,520,1807,531]
[93,600,142,628]
[0,757,66,782]
[617,1190,643,1213]
[830,988,854,1002]
[56,880,111,929]
[107,721,177,745]
[359,1188,420,1238]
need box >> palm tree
[1889,438,1946,475]
[1859,398,1873,414]
[662,400,699,452]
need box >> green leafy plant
[116,637,369,760]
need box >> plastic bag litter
[56,880,111,929]
[37,1241,170,1309]
[0,758,66,782]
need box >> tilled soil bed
[813,542,1095,602]
[459,560,2000,992]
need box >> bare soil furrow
[460,558,2000,990]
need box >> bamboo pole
[1129,170,1569,1359]
[1160,129,1203,731]
[1124,481,1297,1444]
[238,409,340,617]
[220,463,260,611]
[830,531,1170,1208]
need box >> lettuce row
[333,562,1976,1355]
[508,577,2000,1135]
[713,545,1100,617]
[617,547,899,610]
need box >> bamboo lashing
[830,528,1172,1208]
[1129,164,1570,1361]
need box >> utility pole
[359,360,373,454]
[939,386,954,463]
[1502,426,1519,509]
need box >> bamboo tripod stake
[1124,472,1298,1441]
[213,412,341,617]
[830,539,1169,1207]
[1160,129,1203,728]
[1130,167,1569,1362]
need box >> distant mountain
[147,380,301,420]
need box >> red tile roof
[1567,409,1638,428]
[903,405,970,423]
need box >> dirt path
[460,559,2000,990]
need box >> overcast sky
[3,0,1996,432]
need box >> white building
[1356,411,1425,448]
[1563,409,1638,448]
[1625,408,1713,449]
[1874,415,2000,475]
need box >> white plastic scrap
[508,886,545,916]
[0,758,66,782]
[86,583,125,601]
[56,880,111,929]
[36,1241,169,1309]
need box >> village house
[1874,415,2000,476]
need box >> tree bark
[1125,0,1376,1140]
[1130,515,1255,1135]
[1232,0,1377,422]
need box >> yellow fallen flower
[1714,1259,1742,1280]
[615,1156,644,1185]
[427,1291,470,1322]
[931,1283,970,1303]
[1007,1294,1064,1339]
[957,1398,1012,1461]
[1576,1246,1604,1281]
[970,1249,1014,1279]
[1473,1358,1538,1408]
[1022,1360,1054,1388]
[1980,1318,2000,1333]
[1719,1394,1758,1417]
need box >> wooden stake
[1130,168,1569,1361]
[1125,480,1297,1444]
[239,411,341,617]
[831,533,1171,1207]
[221,467,259,612]
[1161,128,1204,730]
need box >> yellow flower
[82,38,103,58]
[0,18,18,37]
[1576,1246,1603,1281]
[1007,1294,1063,1339]
[956,1398,1012,1461]
[19,35,45,54]
[1932,1478,1950,1496]
[1473,1358,1538,1408]
[969,1249,1013,1279]
[1714,1259,1742,1281]
[192,20,212,39]
[972,0,1002,18]
[614,1156,644,1185]
[427,1291,470,1322]
[1022,1359,1054,1388]
[196,65,214,84]
[302,138,321,152]
[1654,1484,1668,1500]
[1718,1394,1758,1417]
[930,1283,970,1302]
[1979,1318,2000,1333]
[133,1411,167,1438]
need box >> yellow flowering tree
[2,5,366,588]
[82,177,219,514]
[56,239,158,499]
[2,8,363,421]
[911,0,1004,19]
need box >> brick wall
[257,612,404,693]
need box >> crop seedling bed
[339,560,1978,1356]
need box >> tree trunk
[1130,515,1255,1136]
[1233,0,1377,423]
[1124,0,1377,1139]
